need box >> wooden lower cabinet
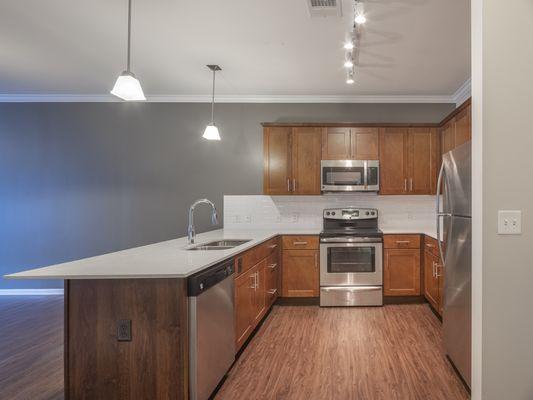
[383,249,421,296]
[234,238,280,351]
[424,251,440,310]
[252,260,267,326]
[265,252,280,306]
[235,267,256,350]
[423,236,445,315]
[282,249,319,297]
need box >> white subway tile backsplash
[224,195,437,232]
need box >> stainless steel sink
[187,239,251,251]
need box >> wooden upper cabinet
[379,128,408,194]
[322,127,379,160]
[454,105,471,147]
[352,128,379,160]
[292,128,322,195]
[407,128,439,195]
[263,127,291,195]
[441,119,455,155]
[322,128,351,159]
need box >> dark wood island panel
[65,279,189,400]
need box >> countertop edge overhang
[5,228,438,280]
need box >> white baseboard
[0,289,64,296]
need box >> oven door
[320,242,383,286]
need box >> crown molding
[452,78,471,106]
[0,93,457,104]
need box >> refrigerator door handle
[436,162,450,266]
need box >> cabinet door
[379,128,408,194]
[437,259,445,315]
[407,128,439,194]
[384,249,421,296]
[252,260,267,326]
[441,119,455,155]
[263,127,291,195]
[235,268,255,350]
[265,253,280,306]
[424,251,440,310]
[282,250,319,297]
[322,128,351,160]
[454,104,471,147]
[351,128,379,160]
[292,128,322,194]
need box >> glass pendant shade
[203,124,221,141]
[111,71,146,101]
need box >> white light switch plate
[498,210,522,235]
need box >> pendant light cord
[211,69,216,124]
[127,0,132,72]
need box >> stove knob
[371,211,376,216]
[332,212,336,216]
[326,212,330,216]
[365,211,370,216]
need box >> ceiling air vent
[307,0,342,17]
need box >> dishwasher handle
[187,258,234,296]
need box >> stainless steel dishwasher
[188,258,235,400]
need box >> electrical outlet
[244,215,252,223]
[117,319,132,341]
[498,210,522,235]
[291,213,299,223]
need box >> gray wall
[0,102,454,289]
[480,0,533,398]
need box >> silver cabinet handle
[287,178,291,192]
[293,241,308,245]
[396,240,410,244]
[435,264,443,277]
[267,288,277,295]
[425,243,435,248]
[255,271,259,289]
[404,178,407,192]
[410,178,413,192]
[432,261,436,278]
[269,244,278,249]
[293,178,296,192]
[267,263,277,269]
[250,274,256,289]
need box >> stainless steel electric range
[319,208,383,307]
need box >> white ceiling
[0,0,470,100]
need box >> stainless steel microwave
[321,160,379,192]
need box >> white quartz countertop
[380,227,439,240]
[5,226,441,280]
[5,229,320,280]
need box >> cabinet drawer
[235,237,280,277]
[384,235,420,249]
[282,235,319,250]
[424,235,440,257]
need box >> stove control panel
[323,208,378,220]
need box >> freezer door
[442,215,471,388]
[443,141,471,217]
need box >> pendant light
[110,0,146,101]
[203,65,222,141]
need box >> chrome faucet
[187,199,219,245]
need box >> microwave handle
[363,160,368,187]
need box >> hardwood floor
[0,298,468,400]
[216,304,470,400]
[0,296,64,400]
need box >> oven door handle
[320,237,382,243]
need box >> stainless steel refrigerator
[436,141,471,388]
